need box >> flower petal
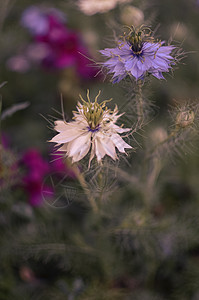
[111,133,132,153]
[54,120,68,132]
[96,134,117,160]
[94,137,106,162]
[50,124,85,144]
[72,140,91,162]
[67,132,91,159]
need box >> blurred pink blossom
[21,149,51,206]
[19,6,98,79]
[6,55,30,73]
[21,148,75,206]
[21,6,65,35]
[50,151,76,178]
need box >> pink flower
[21,149,51,206]
[22,149,50,176]
[21,6,98,79]
[50,151,76,178]
[21,148,76,206]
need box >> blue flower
[100,39,175,83]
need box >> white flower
[77,0,130,16]
[49,90,132,167]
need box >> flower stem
[97,170,104,205]
[136,80,144,122]
[141,128,180,207]
[146,129,178,160]
[72,164,98,213]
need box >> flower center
[77,90,113,130]
[87,124,100,133]
[126,31,143,56]
[131,45,143,55]
[83,105,104,130]
[124,25,154,56]
[78,90,112,130]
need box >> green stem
[141,128,180,207]
[136,80,144,121]
[146,129,178,161]
[72,164,98,213]
[98,171,104,204]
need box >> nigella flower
[100,26,175,83]
[49,91,132,167]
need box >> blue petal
[131,63,146,79]
[112,73,126,83]
[150,70,165,79]
[124,57,137,71]
[142,56,154,69]
[142,42,160,54]
[153,57,170,70]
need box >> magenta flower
[50,152,76,178]
[21,148,76,206]
[21,149,51,206]
[20,6,98,79]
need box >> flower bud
[150,127,168,144]
[120,6,144,27]
[176,110,195,128]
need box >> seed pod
[176,110,195,128]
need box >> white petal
[114,126,131,133]
[54,120,68,132]
[108,123,131,133]
[111,134,132,153]
[50,126,85,144]
[57,144,68,152]
[98,135,117,160]
[67,132,91,158]
[88,142,95,168]
[94,137,106,162]
[71,139,91,162]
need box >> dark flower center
[131,44,143,55]
[87,124,100,133]
[127,32,143,56]
[124,26,155,56]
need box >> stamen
[87,89,91,103]
[132,49,143,55]
[94,90,101,104]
